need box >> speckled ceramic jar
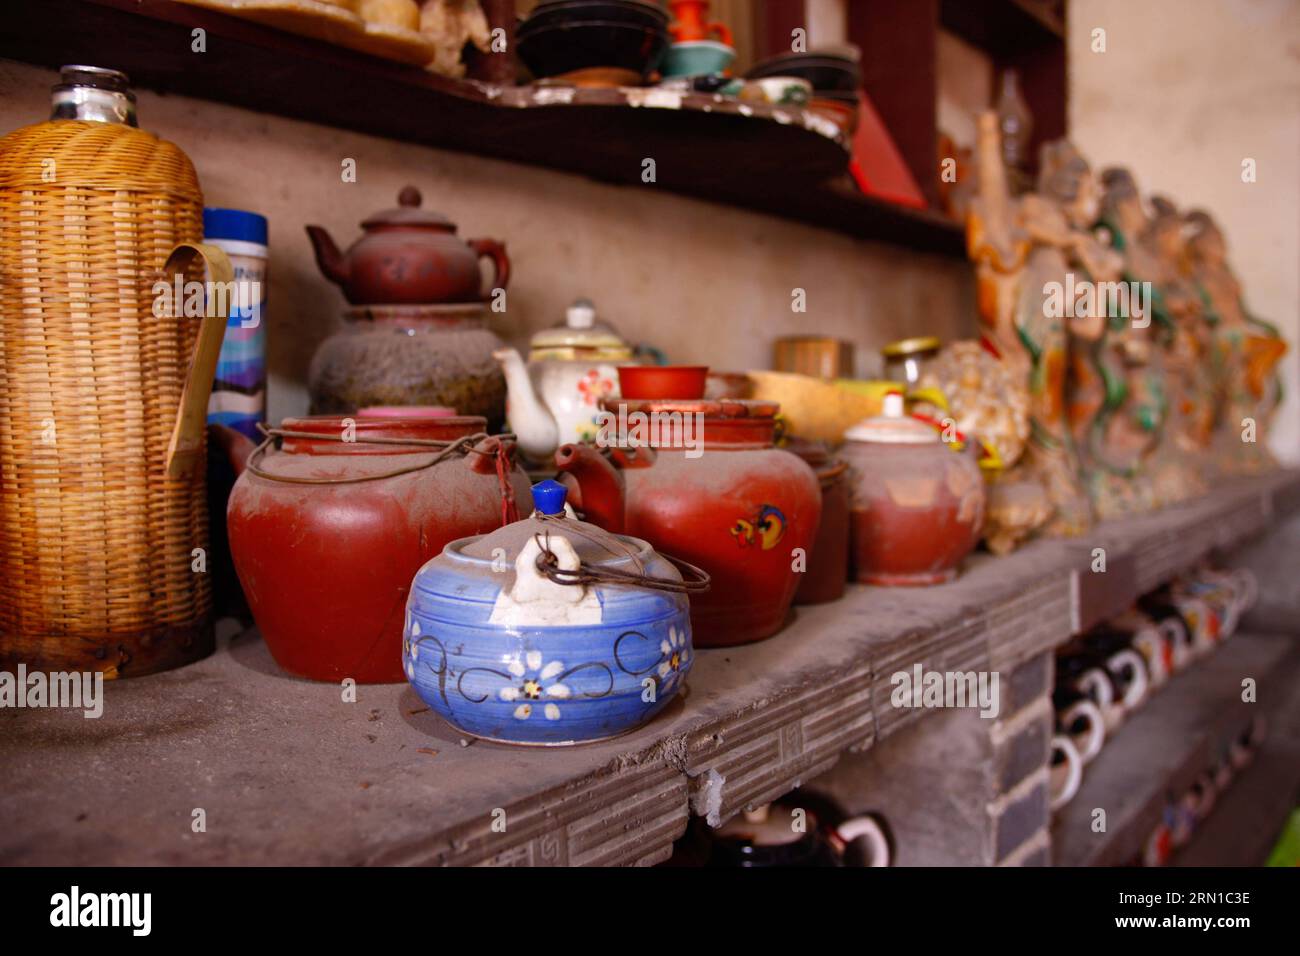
[308,303,507,429]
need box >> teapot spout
[493,347,558,461]
[554,443,625,533]
[304,225,349,288]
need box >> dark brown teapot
[306,185,510,305]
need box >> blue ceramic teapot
[404,480,701,745]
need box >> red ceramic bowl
[617,365,709,400]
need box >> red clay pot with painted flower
[841,393,985,585]
[582,398,821,647]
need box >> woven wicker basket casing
[0,119,219,677]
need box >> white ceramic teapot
[494,299,635,462]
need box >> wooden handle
[164,242,235,480]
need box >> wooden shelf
[2,471,1295,866]
[1052,632,1300,867]
[0,0,965,255]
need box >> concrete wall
[1069,0,1300,462]
[0,59,975,426]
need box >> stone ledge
[2,471,1295,866]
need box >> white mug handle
[836,815,891,867]
[1049,735,1083,811]
[1076,668,1113,707]
[1232,568,1258,614]
[1109,648,1149,710]
[1062,698,1106,763]
[1132,627,1167,683]
[1160,617,1191,671]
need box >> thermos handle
[164,242,235,480]
[707,21,734,45]
[468,238,510,298]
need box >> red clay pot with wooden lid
[840,393,985,586]
[226,415,531,683]
[594,397,821,646]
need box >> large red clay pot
[594,398,821,646]
[840,394,985,586]
[227,415,530,683]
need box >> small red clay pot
[786,439,849,605]
[840,394,985,586]
[594,397,821,646]
[617,365,709,400]
[227,415,531,683]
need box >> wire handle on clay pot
[243,424,515,486]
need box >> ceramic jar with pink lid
[840,392,985,585]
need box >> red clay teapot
[306,186,510,305]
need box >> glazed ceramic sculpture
[585,397,821,646]
[1090,172,1215,515]
[968,112,1122,540]
[495,299,634,462]
[841,393,985,585]
[915,340,1042,556]
[1184,209,1287,474]
[227,415,530,683]
[404,480,699,745]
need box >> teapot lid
[361,186,454,230]
[843,392,938,444]
[530,298,629,351]
[460,479,653,569]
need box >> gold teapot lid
[881,336,941,360]
[529,299,631,357]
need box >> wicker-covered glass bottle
[0,66,230,677]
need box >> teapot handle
[164,242,235,480]
[706,21,734,45]
[468,238,510,298]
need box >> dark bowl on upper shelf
[745,51,861,93]
[525,0,669,32]
[517,19,669,81]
